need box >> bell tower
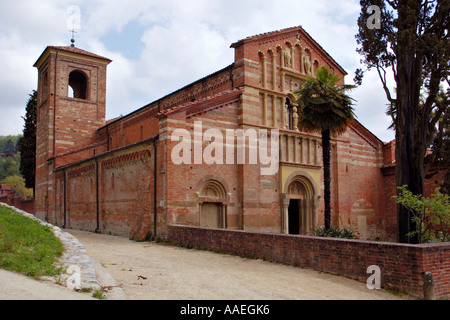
[33,45,111,221]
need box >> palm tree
[295,66,357,230]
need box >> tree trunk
[322,129,331,230]
[395,1,423,244]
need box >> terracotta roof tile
[47,46,112,62]
[156,88,243,118]
[231,25,303,47]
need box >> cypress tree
[18,90,37,192]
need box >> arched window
[286,98,293,130]
[68,70,87,99]
[313,60,319,75]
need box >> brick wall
[0,196,35,215]
[51,140,157,239]
[167,224,450,299]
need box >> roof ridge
[231,25,302,47]
[230,25,347,75]
[47,46,112,62]
[157,87,243,117]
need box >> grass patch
[0,205,64,278]
[92,289,106,300]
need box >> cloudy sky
[0,0,396,142]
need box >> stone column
[262,56,267,88]
[286,135,291,162]
[294,136,298,163]
[272,54,277,91]
[291,46,295,70]
[280,133,286,162]
[281,193,290,234]
[300,50,304,74]
[263,93,267,126]
[272,95,277,127]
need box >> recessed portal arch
[197,179,228,229]
[282,172,319,235]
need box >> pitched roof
[34,45,111,68]
[231,25,347,75]
[230,25,304,47]
[156,88,243,118]
[47,46,112,62]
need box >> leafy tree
[18,90,37,191]
[0,135,21,154]
[3,139,16,157]
[355,0,450,243]
[296,66,356,230]
[2,175,33,199]
[393,185,450,243]
[426,88,450,194]
[0,157,20,181]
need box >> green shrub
[314,226,355,239]
[393,186,450,243]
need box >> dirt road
[67,230,411,300]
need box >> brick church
[33,25,407,241]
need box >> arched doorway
[282,173,318,235]
[198,179,227,229]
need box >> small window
[41,71,49,102]
[43,72,48,87]
[286,98,294,130]
[68,70,87,99]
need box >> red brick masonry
[0,196,35,215]
[167,224,450,299]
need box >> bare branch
[386,0,398,10]
[376,64,396,104]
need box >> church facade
[33,26,400,241]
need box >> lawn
[0,205,64,278]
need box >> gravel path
[67,229,412,300]
[0,204,413,300]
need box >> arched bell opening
[68,70,88,99]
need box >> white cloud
[0,0,396,142]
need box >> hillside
[0,135,22,181]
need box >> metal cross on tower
[70,29,77,47]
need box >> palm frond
[295,66,357,134]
